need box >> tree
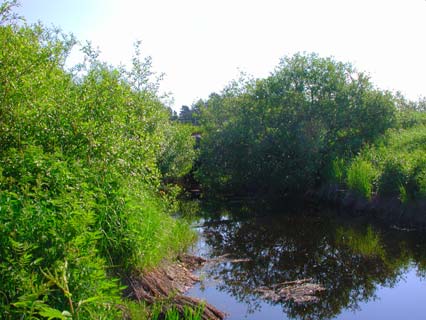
[178,104,201,125]
[179,105,193,123]
[196,53,397,196]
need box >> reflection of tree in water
[200,211,426,320]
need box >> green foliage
[346,159,376,200]
[0,147,122,319]
[178,105,201,125]
[150,301,205,320]
[394,93,426,129]
[329,158,346,184]
[122,300,205,320]
[377,157,409,197]
[0,5,195,319]
[196,53,396,196]
[396,108,426,129]
[158,124,196,180]
[416,169,426,198]
[341,125,426,202]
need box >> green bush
[416,169,426,198]
[196,53,396,196]
[377,157,409,197]
[158,124,197,180]
[0,3,195,318]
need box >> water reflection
[191,204,426,319]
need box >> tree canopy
[196,53,397,196]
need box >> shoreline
[309,184,426,230]
[124,255,225,320]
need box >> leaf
[38,307,68,319]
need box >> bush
[0,4,195,318]
[416,169,426,198]
[377,157,409,197]
[158,124,197,180]
[196,53,396,196]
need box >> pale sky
[18,0,426,110]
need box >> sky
[17,0,426,111]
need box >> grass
[346,159,376,200]
[339,123,426,202]
[124,300,205,320]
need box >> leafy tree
[196,53,397,196]
[178,104,201,125]
[179,105,193,123]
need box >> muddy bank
[123,255,225,320]
[310,184,426,229]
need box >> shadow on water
[187,200,426,320]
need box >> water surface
[186,203,426,319]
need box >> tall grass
[329,157,346,184]
[124,300,205,320]
[346,159,376,200]
[339,123,426,202]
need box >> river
[185,202,426,319]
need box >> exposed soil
[123,255,225,320]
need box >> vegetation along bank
[190,51,426,227]
[2,0,426,319]
[0,2,200,319]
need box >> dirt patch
[123,255,225,320]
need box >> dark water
[186,203,426,319]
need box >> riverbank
[123,255,225,320]
[310,184,426,229]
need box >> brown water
[186,203,426,319]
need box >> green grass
[346,159,376,200]
[330,158,346,184]
[341,123,426,202]
[123,300,205,320]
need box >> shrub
[0,4,195,318]
[416,169,426,199]
[377,157,409,197]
